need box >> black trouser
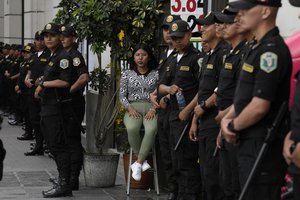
[8,81,17,114]
[198,128,224,200]
[41,114,71,180]
[0,79,8,111]
[19,93,32,133]
[169,111,201,196]
[28,95,43,148]
[293,175,300,200]
[219,140,240,200]
[157,108,178,193]
[237,137,287,200]
[67,96,85,179]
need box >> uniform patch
[172,23,178,32]
[49,62,54,67]
[180,66,189,71]
[40,58,47,62]
[224,63,232,70]
[260,52,278,73]
[242,63,254,73]
[207,64,214,69]
[166,66,170,72]
[60,59,69,69]
[159,59,163,64]
[73,57,81,67]
[166,15,174,23]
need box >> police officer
[35,23,75,198]
[214,8,247,200]
[149,14,181,200]
[221,0,291,199]
[159,20,202,200]
[189,12,225,200]
[61,25,89,190]
[23,31,50,153]
[14,45,34,142]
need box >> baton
[238,102,288,200]
[174,113,193,151]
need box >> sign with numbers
[170,0,204,32]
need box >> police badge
[60,59,69,69]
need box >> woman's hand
[145,108,156,120]
[34,85,42,99]
[127,105,141,118]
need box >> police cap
[35,30,43,40]
[3,44,11,50]
[161,15,182,29]
[290,0,300,7]
[61,26,77,37]
[215,12,236,24]
[223,5,239,15]
[22,45,34,53]
[169,20,191,37]
[41,23,61,35]
[229,0,282,10]
[195,12,218,25]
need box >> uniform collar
[211,40,224,54]
[51,45,64,57]
[182,43,196,57]
[254,27,279,49]
[232,40,247,55]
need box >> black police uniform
[289,71,300,200]
[17,58,33,135]
[157,47,178,195]
[40,44,75,196]
[161,43,202,198]
[197,40,225,200]
[26,48,50,153]
[217,40,246,200]
[233,27,291,200]
[66,44,88,187]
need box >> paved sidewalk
[0,117,167,200]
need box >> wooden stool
[126,144,160,196]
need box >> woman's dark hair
[129,43,157,70]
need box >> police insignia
[167,15,174,23]
[242,63,254,73]
[260,52,277,73]
[73,57,81,67]
[207,64,214,69]
[224,63,232,70]
[159,59,163,64]
[46,23,52,30]
[172,23,178,32]
[60,59,69,69]
[40,58,47,62]
[180,66,190,71]
[49,62,54,67]
[166,66,170,72]
[61,26,66,32]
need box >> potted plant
[54,0,163,188]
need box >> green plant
[89,67,111,93]
[114,104,130,153]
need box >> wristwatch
[39,80,45,88]
[199,100,207,111]
[163,96,170,105]
[290,141,299,154]
[228,120,239,133]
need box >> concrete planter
[83,153,120,187]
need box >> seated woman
[119,44,159,181]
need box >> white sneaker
[131,161,142,181]
[142,160,151,172]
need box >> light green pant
[124,102,157,161]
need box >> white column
[3,0,22,44]
[0,0,4,42]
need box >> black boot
[0,139,6,181]
[24,146,44,156]
[42,178,72,198]
[17,133,33,141]
[70,176,79,191]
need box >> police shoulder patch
[73,57,81,67]
[60,59,69,69]
[260,52,278,73]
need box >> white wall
[0,0,4,42]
